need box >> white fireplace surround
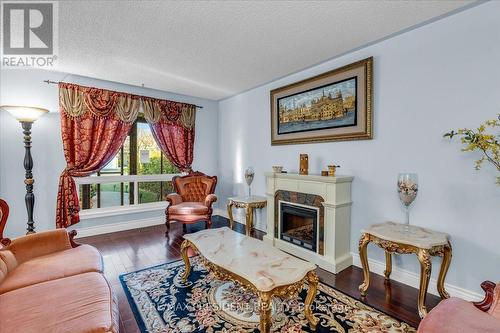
[264,172,353,273]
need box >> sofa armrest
[473,280,497,312]
[166,193,183,206]
[6,229,73,264]
[204,194,218,208]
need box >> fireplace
[279,202,318,252]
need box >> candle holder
[299,154,309,175]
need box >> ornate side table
[358,222,452,318]
[227,195,267,236]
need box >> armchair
[165,171,217,236]
[418,280,500,332]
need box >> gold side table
[358,222,452,318]
[227,196,267,236]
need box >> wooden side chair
[165,171,217,236]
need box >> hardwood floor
[78,217,441,332]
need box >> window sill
[79,202,168,220]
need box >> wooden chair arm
[166,193,183,206]
[68,230,81,247]
[473,280,497,312]
[0,199,10,247]
[204,194,217,207]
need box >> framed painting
[270,57,373,145]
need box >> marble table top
[228,195,267,204]
[362,222,449,249]
[183,227,316,292]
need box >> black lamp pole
[1,105,47,235]
[21,121,36,234]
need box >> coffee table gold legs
[180,240,192,282]
[417,249,432,318]
[257,271,319,333]
[227,201,235,230]
[305,271,319,329]
[258,293,272,333]
[384,251,392,280]
[358,233,370,296]
[437,242,452,299]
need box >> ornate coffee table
[227,196,267,236]
[181,227,318,332]
[358,222,452,318]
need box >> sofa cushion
[169,202,209,215]
[0,250,17,285]
[418,297,500,333]
[0,272,118,333]
[0,244,102,294]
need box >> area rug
[120,257,416,333]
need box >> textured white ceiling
[56,1,474,100]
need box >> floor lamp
[1,105,48,234]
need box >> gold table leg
[245,205,253,236]
[417,249,432,318]
[227,201,234,230]
[258,292,272,333]
[437,242,452,299]
[384,251,392,280]
[358,233,371,296]
[304,271,319,329]
[180,240,192,282]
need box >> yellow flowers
[444,114,500,185]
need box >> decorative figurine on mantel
[299,154,309,175]
[328,165,340,177]
[244,167,255,196]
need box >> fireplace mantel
[264,172,353,273]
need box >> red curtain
[56,83,196,228]
[56,112,132,228]
[150,122,194,172]
[56,84,135,228]
[144,99,195,172]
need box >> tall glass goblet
[397,173,418,232]
[244,167,255,197]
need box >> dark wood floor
[79,217,441,332]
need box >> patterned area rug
[120,257,416,333]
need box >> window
[78,118,179,210]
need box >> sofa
[0,200,118,333]
[418,281,500,332]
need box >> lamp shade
[1,105,49,122]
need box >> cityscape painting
[270,57,373,145]
[277,77,357,135]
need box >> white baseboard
[351,252,482,302]
[73,217,164,238]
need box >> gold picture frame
[270,57,373,145]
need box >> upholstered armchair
[418,281,500,332]
[165,171,217,236]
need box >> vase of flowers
[444,114,500,185]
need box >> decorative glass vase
[397,173,418,233]
[244,167,255,197]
